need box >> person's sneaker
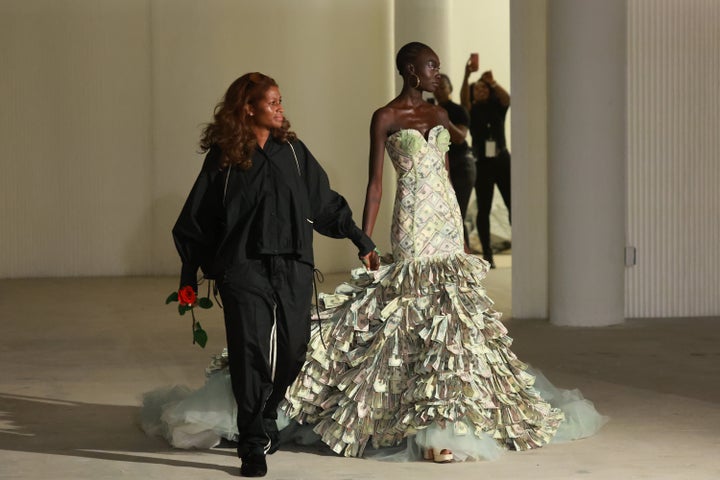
[240,453,267,477]
[263,418,280,454]
[483,254,496,269]
[216,437,238,449]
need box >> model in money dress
[281,42,607,462]
[281,125,594,461]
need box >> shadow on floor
[0,393,237,474]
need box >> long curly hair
[199,72,296,169]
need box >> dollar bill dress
[281,126,605,460]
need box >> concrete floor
[1,257,719,479]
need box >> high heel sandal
[424,448,453,463]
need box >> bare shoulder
[371,105,395,124]
[370,106,396,134]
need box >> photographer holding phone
[461,54,511,268]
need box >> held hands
[360,248,381,271]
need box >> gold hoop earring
[409,73,421,89]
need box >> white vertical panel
[626,0,720,317]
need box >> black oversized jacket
[172,137,374,285]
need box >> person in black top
[172,72,379,477]
[433,73,475,251]
[461,59,511,268]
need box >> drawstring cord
[199,276,223,310]
[211,280,223,309]
[312,268,327,350]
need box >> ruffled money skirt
[281,253,606,459]
[140,253,607,460]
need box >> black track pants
[218,256,313,457]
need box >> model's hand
[360,249,380,271]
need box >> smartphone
[470,53,479,72]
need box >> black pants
[474,148,511,259]
[218,256,313,457]
[449,151,477,247]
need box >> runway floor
[1,258,719,479]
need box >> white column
[547,0,626,326]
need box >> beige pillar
[510,0,550,320]
[547,0,626,326]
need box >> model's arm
[362,108,391,238]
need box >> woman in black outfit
[172,72,379,477]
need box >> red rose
[178,286,197,306]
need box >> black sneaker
[483,254,496,269]
[216,437,238,449]
[240,453,267,477]
[263,418,280,454]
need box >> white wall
[0,0,153,277]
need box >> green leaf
[197,297,213,309]
[166,291,178,304]
[178,304,191,315]
[193,322,208,348]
